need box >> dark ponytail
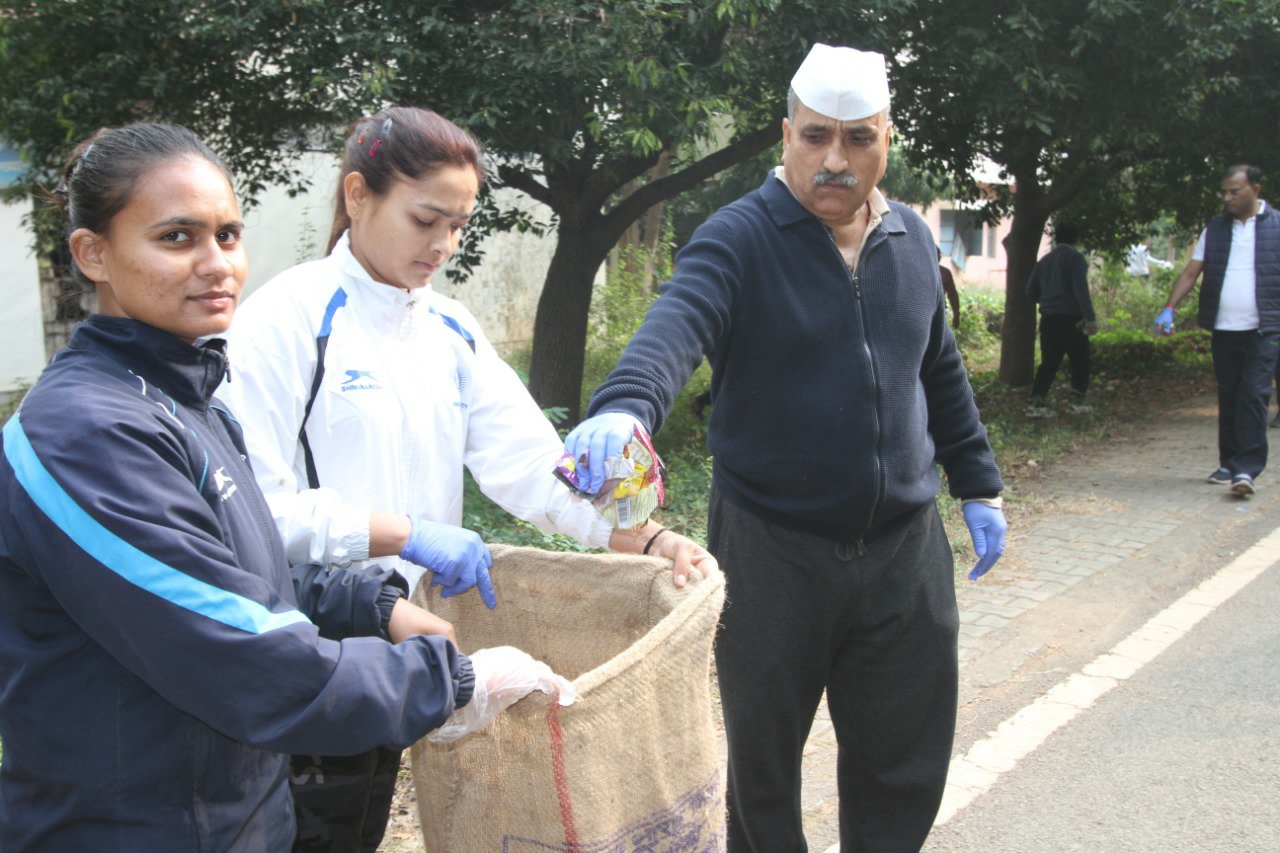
[328,106,484,253]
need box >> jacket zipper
[825,227,882,557]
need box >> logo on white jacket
[342,369,382,391]
[212,467,238,501]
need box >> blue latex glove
[1154,306,1175,335]
[563,411,644,495]
[401,519,496,608]
[962,502,1007,580]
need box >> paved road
[925,541,1280,851]
[805,396,1280,850]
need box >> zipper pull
[853,276,863,299]
[857,538,866,557]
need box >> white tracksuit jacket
[222,233,612,591]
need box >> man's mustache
[813,171,859,188]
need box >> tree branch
[495,163,554,208]
[598,123,778,245]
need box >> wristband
[962,496,1004,509]
[643,527,670,556]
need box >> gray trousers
[708,488,959,852]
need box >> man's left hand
[962,502,1007,580]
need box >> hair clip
[82,142,95,160]
[356,126,368,145]
[368,118,393,157]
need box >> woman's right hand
[400,519,496,608]
[427,646,575,743]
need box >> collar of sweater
[761,168,904,235]
[71,315,228,407]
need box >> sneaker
[1025,400,1055,418]
[1231,474,1255,496]
[1067,402,1093,414]
[1207,467,1232,484]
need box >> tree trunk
[999,196,1049,387]
[527,215,612,422]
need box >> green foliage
[0,387,26,426]
[879,147,952,208]
[0,0,913,418]
[953,288,1004,366]
[590,244,672,356]
[884,0,1271,380]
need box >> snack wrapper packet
[554,426,667,528]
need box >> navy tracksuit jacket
[0,316,473,850]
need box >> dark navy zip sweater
[0,316,473,850]
[590,173,1003,544]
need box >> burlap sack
[410,544,726,852]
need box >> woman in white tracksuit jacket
[222,107,716,851]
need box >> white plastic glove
[427,646,576,744]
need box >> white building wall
[0,201,45,392]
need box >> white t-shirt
[1192,201,1268,331]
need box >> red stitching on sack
[547,703,579,851]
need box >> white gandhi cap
[790,43,890,121]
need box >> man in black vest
[1156,165,1280,495]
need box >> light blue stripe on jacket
[2,414,310,635]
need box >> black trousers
[708,488,958,852]
[290,747,401,852]
[1211,330,1280,478]
[1031,313,1090,399]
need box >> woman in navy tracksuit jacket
[0,124,482,849]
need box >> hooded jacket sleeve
[0,406,471,756]
[291,562,407,642]
[222,283,372,569]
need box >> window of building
[939,209,982,270]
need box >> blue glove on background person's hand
[401,519,496,608]
[962,502,1007,580]
[563,411,644,495]
[1154,306,1175,335]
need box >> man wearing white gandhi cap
[568,44,1007,850]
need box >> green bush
[0,387,27,425]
